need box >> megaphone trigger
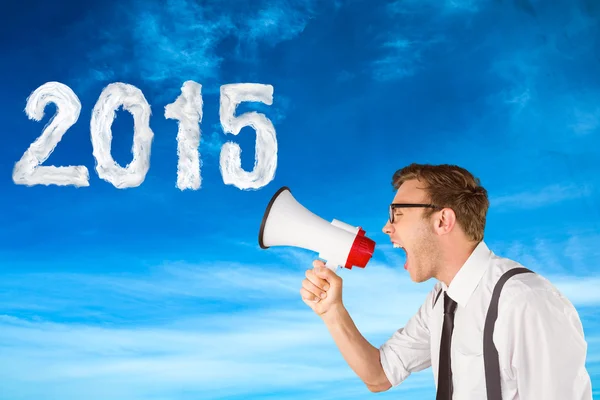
[258,186,376,273]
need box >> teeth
[393,243,402,248]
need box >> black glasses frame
[389,203,442,223]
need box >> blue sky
[1,0,599,398]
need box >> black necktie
[437,292,458,400]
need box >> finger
[302,279,327,300]
[313,266,340,285]
[312,259,325,269]
[305,269,330,291]
[300,287,321,303]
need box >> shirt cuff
[379,343,409,387]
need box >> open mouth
[392,242,409,270]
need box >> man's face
[382,179,440,283]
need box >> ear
[433,207,456,235]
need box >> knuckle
[303,281,316,294]
[300,289,313,301]
[310,285,320,296]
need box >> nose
[382,220,394,235]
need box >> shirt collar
[440,240,492,308]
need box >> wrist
[320,302,347,324]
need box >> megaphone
[258,186,376,272]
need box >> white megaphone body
[258,186,376,272]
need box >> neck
[435,240,480,287]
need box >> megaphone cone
[258,186,376,272]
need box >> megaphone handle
[324,260,340,273]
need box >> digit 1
[165,81,203,190]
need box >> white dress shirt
[379,241,593,399]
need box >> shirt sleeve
[495,288,593,400]
[378,286,437,387]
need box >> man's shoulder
[487,252,574,314]
[489,252,550,291]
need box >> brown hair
[392,163,489,242]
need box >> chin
[407,271,419,283]
[409,270,428,283]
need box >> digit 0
[90,83,154,189]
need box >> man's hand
[300,260,343,317]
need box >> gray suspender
[484,267,534,399]
[432,267,534,399]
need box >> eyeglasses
[389,203,442,223]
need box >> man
[299,163,592,399]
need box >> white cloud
[490,183,593,210]
[485,3,600,151]
[387,0,482,15]
[0,253,435,399]
[548,276,600,306]
[371,49,421,82]
[70,0,315,100]
[489,232,600,283]
[370,33,446,82]
[370,0,483,82]
[569,106,600,135]
[242,1,315,43]
[494,235,600,305]
[1,243,597,399]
